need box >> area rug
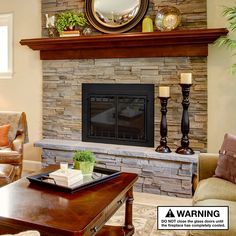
[107,203,188,236]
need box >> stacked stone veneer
[35,139,198,198]
[43,57,207,151]
[41,0,207,152]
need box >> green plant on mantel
[55,11,88,33]
[215,6,236,74]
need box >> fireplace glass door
[82,84,154,147]
[90,96,146,141]
[90,96,116,138]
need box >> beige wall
[207,0,236,152]
[0,0,42,160]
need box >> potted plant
[215,5,236,74]
[55,11,88,35]
[73,150,96,175]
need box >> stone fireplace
[31,0,214,197]
[42,57,207,152]
[41,0,208,152]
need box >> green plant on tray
[73,150,96,163]
[215,5,236,74]
[73,150,96,175]
[55,11,88,33]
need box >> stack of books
[49,169,83,187]
[60,30,80,37]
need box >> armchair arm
[198,153,219,182]
[12,134,24,153]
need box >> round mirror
[85,0,149,33]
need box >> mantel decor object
[55,11,88,37]
[176,73,194,155]
[85,0,149,33]
[45,14,56,37]
[155,6,181,32]
[156,87,171,153]
[142,15,154,32]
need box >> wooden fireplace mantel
[20,28,228,60]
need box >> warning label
[157,206,229,230]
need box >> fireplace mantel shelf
[20,28,227,60]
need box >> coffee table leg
[124,187,134,233]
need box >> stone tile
[121,167,142,174]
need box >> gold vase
[142,16,154,32]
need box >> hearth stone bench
[34,139,199,198]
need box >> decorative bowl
[155,6,181,32]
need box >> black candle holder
[155,97,171,153]
[176,84,194,155]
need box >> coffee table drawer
[106,194,127,220]
[84,212,106,236]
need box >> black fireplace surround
[82,84,154,147]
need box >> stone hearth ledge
[34,139,199,198]
[34,139,198,163]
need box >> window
[0,13,13,79]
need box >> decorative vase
[74,161,95,175]
[155,6,181,32]
[142,15,154,32]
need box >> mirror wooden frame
[85,0,149,34]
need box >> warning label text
[157,206,229,230]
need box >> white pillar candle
[159,86,170,97]
[180,73,192,84]
[60,162,68,173]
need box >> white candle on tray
[159,86,170,97]
[180,73,192,84]
[60,162,68,173]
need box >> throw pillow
[0,124,11,147]
[215,133,236,184]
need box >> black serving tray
[27,166,121,193]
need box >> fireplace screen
[82,84,154,147]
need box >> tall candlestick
[180,73,192,84]
[176,84,194,155]
[156,97,171,153]
[159,86,170,97]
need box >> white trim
[0,13,13,79]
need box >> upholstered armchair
[0,112,28,186]
[190,153,236,236]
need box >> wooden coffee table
[0,167,138,236]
